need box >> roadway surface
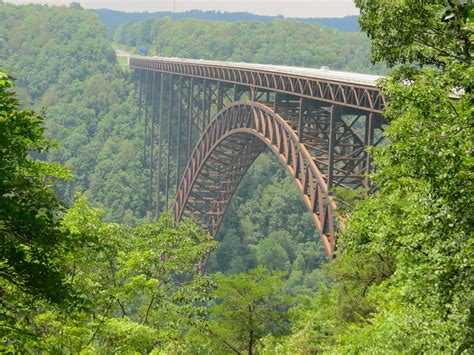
[128,55,383,88]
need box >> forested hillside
[1,1,472,353]
[113,18,384,73]
[94,8,359,38]
[0,3,146,223]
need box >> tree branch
[84,299,112,349]
[141,293,156,325]
[206,328,242,355]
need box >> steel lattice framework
[130,56,387,256]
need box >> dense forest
[113,17,384,73]
[94,9,360,38]
[0,2,146,224]
[1,0,473,353]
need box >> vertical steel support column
[298,98,305,142]
[274,92,280,113]
[187,78,194,159]
[137,69,143,124]
[217,81,223,111]
[165,75,173,210]
[138,69,147,214]
[142,70,150,216]
[176,76,183,192]
[143,69,149,163]
[233,84,239,102]
[328,105,340,190]
[206,82,212,125]
[364,113,375,188]
[148,72,157,214]
[250,87,257,101]
[155,74,165,221]
[201,79,207,131]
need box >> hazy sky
[5,0,359,18]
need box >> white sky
[5,0,359,18]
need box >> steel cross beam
[130,56,386,114]
[133,58,387,257]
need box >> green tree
[262,1,472,352]
[2,193,215,352]
[334,0,474,352]
[260,286,339,354]
[255,238,290,271]
[254,232,296,271]
[0,71,72,304]
[0,71,89,351]
[259,253,394,353]
[53,198,216,353]
[200,267,290,354]
[356,0,472,67]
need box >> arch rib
[173,101,338,256]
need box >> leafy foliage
[0,71,72,307]
[266,1,473,353]
[355,0,473,66]
[2,193,216,352]
[194,267,291,354]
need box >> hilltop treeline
[114,17,385,73]
[94,8,360,37]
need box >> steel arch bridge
[129,56,387,256]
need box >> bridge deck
[136,56,383,88]
[129,55,385,113]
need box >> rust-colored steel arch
[174,101,337,256]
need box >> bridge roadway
[138,56,382,86]
[129,56,387,257]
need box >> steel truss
[133,59,386,257]
[130,57,386,113]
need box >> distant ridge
[92,9,360,38]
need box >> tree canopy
[356,0,472,67]
[0,71,72,304]
[264,0,473,352]
[114,17,386,74]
